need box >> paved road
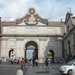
[0,62,28,75]
[0,62,62,75]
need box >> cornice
[0,34,63,37]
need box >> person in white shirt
[35,59,38,67]
[48,58,51,68]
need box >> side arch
[47,50,54,63]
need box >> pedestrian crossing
[0,64,61,70]
[29,65,61,70]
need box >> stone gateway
[0,8,64,63]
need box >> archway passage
[25,41,38,60]
[47,50,54,63]
[9,49,14,60]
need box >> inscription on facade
[25,28,38,32]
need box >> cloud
[0,0,34,20]
[33,0,75,21]
[0,0,75,21]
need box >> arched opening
[9,49,15,60]
[25,41,38,60]
[47,50,54,63]
[26,45,35,60]
[9,49,14,58]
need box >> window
[67,25,69,32]
[73,33,75,43]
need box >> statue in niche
[10,49,15,60]
[47,51,52,59]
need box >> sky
[0,0,75,21]
[26,45,35,59]
[26,50,34,59]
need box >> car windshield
[67,60,75,65]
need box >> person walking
[25,58,28,68]
[45,58,49,69]
[32,58,35,67]
[20,58,25,71]
[35,59,38,67]
[0,57,2,64]
[48,58,51,68]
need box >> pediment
[16,8,48,26]
[18,19,47,26]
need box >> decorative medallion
[29,8,35,14]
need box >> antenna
[67,7,68,13]
[70,8,71,13]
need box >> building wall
[1,23,63,62]
[0,17,1,56]
[1,36,62,63]
[0,8,64,63]
[2,26,62,35]
[64,12,75,58]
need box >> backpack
[45,59,48,65]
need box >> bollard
[16,70,23,75]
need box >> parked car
[59,59,75,75]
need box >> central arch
[25,41,38,60]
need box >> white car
[59,59,75,75]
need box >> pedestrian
[61,57,65,64]
[17,59,19,64]
[35,59,38,67]
[25,58,28,68]
[0,57,2,64]
[11,58,14,64]
[32,58,35,67]
[45,58,49,69]
[48,58,51,68]
[20,58,25,71]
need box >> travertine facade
[0,8,65,63]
